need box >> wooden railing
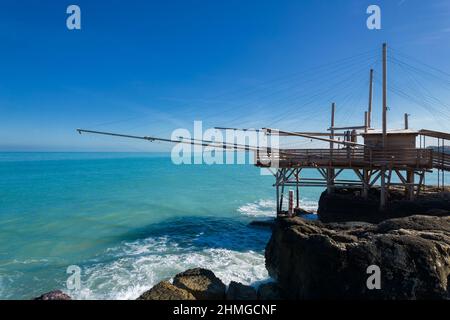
[256,148,434,168]
[432,151,450,171]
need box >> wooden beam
[327,125,367,131]
[263,128,367,147]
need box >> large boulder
[34,290,72,300]
[173,268,226,300]
[226,281,257,300]
[266,215,450,299]
[137,281,196,300]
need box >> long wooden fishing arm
[76,128,278,153]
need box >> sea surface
[0,152,322,300]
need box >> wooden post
[328,103,336,194]
[276,171,280,215]
[368,68,373,128]
[380,168,386,209]
[288,190,294,216]
[363,169,369,199]
[296,169,300,209]
[407,170,415,200]
[364,111,368,133]
[382,43,387,148]
[380,43,388,209]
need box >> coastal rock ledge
[266,215,450,299]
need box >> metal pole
[404,113,409,130]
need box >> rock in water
[173,268,226,300]
[137,281,196,300]
[226,281,257,300]
[266,215,450,299]
[34,290,71,300]
[257,282,282,300]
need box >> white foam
[238,198,318,217]
[237,199,276,217]
[70,237,268,300]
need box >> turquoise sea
[0,152,322,299]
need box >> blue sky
[1,0,450,151]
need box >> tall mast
[368,68,373,128]
[330,102,335,150]
[382,43,387,148]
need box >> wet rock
[173,268,226,300]
[257,282,282,300]
[137,281,196,300]
[34,290,71,300]
[226,281,257,300]
[266,215,450,299]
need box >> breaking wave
[238,199,318,217]
[71,236,268,300]
[67,216,272,300]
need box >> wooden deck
[255,148,436,170]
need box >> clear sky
[1,0,450,151]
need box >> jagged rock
[173,268,226,300]
[137,281,196,300]
[266,215,450,299]
[34,290,71,300]
[226,281,257,300]
[257,282,282,300]
[318,188,450,223]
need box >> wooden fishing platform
[254,44,449,214]
[77,43,449,215]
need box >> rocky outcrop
[266,215,450,299]
[226,281,257,300]
[318,187,450,223]
[137,281,196,300]
[172,268,226,300]
[257,282,281,300]
[34,290,72,300]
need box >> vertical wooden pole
[363,169,369,199]
[368,68,374,128]
[364,111,368,133]
[288,190,294,216]
[296,169,300,209]
[279,169,285,213]
[328,103,336,194]
[382,43,387,148]
[380,43,388,210]
[276,171,280,215]
[407,170,415,200]
[380,168,386,209]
